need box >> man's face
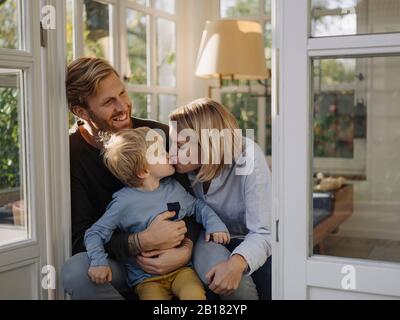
[84,73,132,133]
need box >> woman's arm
[231,142,273,275]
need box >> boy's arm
[84,199,125,267]
[179,187,228,235]
[191,199,229,235]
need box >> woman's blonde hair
[102,127,152,188]
[169,98,241,183]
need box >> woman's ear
[137,169,150,179]
[71,105,90,122]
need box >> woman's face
[169,127,202,174]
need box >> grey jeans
[62,252,131,300]
[193,231,260,300]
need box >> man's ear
[137,169,150,179]
[71,105,90,122]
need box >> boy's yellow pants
[135,267,206,300]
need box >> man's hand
[135,238,193,275]
[138,211,187,252]
[205,232,230,244]
[206,254,248,296]
[88,266,112,285]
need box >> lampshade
[195,20,268,80]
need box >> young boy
[84,127,230,300]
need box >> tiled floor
[323,235,400,263]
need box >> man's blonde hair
[66,57,119,111]
[102,127,152,188]
[169,98,241,183]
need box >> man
[62,57,200,300]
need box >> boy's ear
[137,169,150,179]
[71,105,90,122]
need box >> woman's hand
[88,266,112,285]
[206,254,248,296]
[139,211,187,251]
[136,238,193,275]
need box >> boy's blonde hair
[169,98,241,183]
[102,127,152,188]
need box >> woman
[169,98,272,300]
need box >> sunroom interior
[0,0,400,300]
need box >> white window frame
[69,0,181,122]
[121,0,179,121]
[0,0,48,300]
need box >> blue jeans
[193,231,272,300]
[62,252,131,300]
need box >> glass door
[278,0,400,299]
[0,0,48,299]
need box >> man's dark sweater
[69,117,200,261]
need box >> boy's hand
[205,232,230,244]
[88,266,112,285]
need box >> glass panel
[220,0,260,17]
[265,0,271,15]
[311,0,400,37]
[0,69,28,247]
[156,18,176,87]
[129,93,150,119]
[158,94,177,124]
[311,56,400,264]
[133,0,149,6]
[66,0,74,64]
[126,9,148,85]
[83,0,111,60]
[154,0,175,14]
[313,58,357,159]
[0,0,20,49]
[264,21,272,69]
[222,92,259,144]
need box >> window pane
[0,70,28,247]
[157,18,176,87]
[158,94,177,124]
[311,0,400,37]
[265,0,271,15]
[154,0,175,14]
[311,56,400,264]
[66,0,74,64]
[83,0,111,60]
[133,0,149,6]
[129,93,150,119]
[126,9,148,85]
[220,0,260,18]
[222,93,259,145]
[0,0,19,49]
[313,58,358,159]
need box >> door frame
[276,0,400,299]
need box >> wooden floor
[321,235,400,263]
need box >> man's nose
[115,97,127,111]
